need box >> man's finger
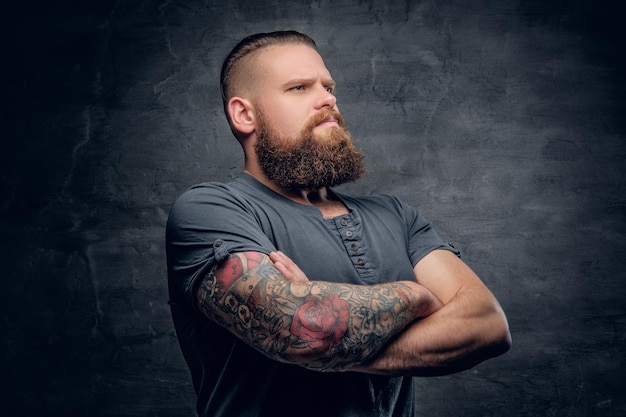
[270,251,309,282]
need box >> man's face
[252,44,365,190]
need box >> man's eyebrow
[282,77,336,88]
[282,77,314,87]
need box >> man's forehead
[255,44,332,81]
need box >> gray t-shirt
[166,173,459,417]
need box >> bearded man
[166,30,511,417]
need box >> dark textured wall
[2,0,625,416]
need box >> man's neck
[244,169,349,217]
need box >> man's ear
[228,97,256,136]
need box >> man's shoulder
[168,178,245,217]
[171,181,232,207]
[168,174,279,224]
[174,175,255,204]
[182,179,234,196]
[166,177,267,235]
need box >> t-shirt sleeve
[166,183,276,308]
[393,196,461,267]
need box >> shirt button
[351,244,358,252]
[357,258,365,266]
[345,231,353,237]
[340,218,348,226]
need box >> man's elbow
[486,308,512,358]
[498,320,512,354]
[448,313,511,376]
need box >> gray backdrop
[2,0,625,416]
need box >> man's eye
[292,85,304,91]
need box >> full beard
[255,108,366,191]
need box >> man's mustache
[304,109,347,131]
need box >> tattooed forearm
[196,251,426,371]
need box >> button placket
[333,213,375,280]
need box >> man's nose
[315,86,337,109]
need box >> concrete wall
[2,0,624,415]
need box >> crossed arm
[274,249,512,376]
[196,248,510,374]
[195,250,442,371]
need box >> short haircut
[220,30,318,119]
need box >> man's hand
[270,251,309,283]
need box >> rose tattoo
[290,293,350,352]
